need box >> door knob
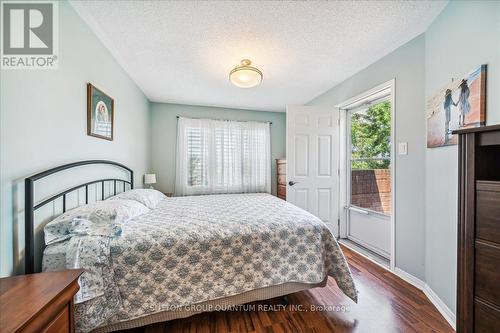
[288,181,298,186]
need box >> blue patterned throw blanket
[44,193,357,332]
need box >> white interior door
[286,105,338,236]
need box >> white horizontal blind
[175,117,271,196]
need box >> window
[186,127,207,187]
[349,98,391,215]
[175,117,271,195]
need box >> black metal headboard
[25,160,134,274]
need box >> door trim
[336,79,396,271]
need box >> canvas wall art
[426,65,486,148]
[87,83,114,140]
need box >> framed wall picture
[87,83,114,140]
[426,64,487,148]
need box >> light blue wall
[308,35,427,280]
[307,1,499,316]
[0,1,151,276]
[424,0,500,314]
[150,103,286,196]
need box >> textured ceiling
[70,0,447,112]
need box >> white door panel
[318,135,332,176]
[348,210,391,257]
[317,188,332,222]
[294,135,309,177]
[286,106,338,235]
[294,188,309,211]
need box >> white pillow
[44,199,149,245]
[108,189,166,209]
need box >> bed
[25,161,358,333]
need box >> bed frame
[24,160,134,274]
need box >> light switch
[398,142,408,155]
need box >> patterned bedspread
[43,193,357,332]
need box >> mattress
[43,193,357,332]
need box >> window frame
[178,118,271,195]
[347,95,392,217]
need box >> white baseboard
[394,267,456,331]
[394,267,426,289]
[423,284,456,331]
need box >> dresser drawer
[277,185,286,199]
[475,241,500,306]
[41,305,69,333]
[475,298,500,333]
[278,175,286,185]
[477,184,500,244]
[277,163,286,175]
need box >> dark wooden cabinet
[455,125,500,333]
[276,158,286,200]
[0,269,83,333]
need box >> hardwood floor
[120,245,454,333]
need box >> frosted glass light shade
[229,59,263,88]
[144,173,157,184]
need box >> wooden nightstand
[0,269,83,333]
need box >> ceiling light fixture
[229,59,263,88]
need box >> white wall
[424,0,500,314]
[308,34,427,280]
[0,1,151,276]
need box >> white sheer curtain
[175,117,271,196]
